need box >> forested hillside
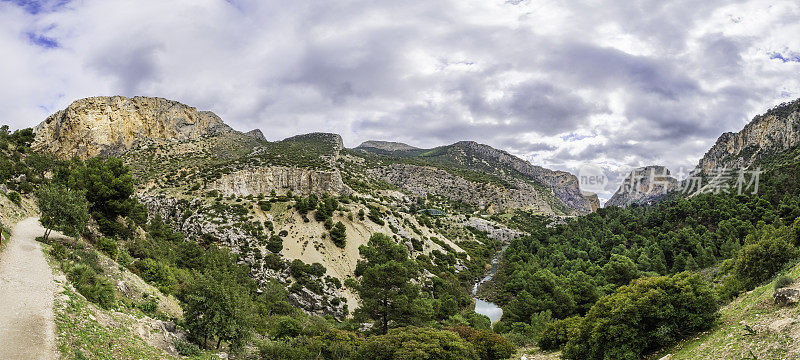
[483,101,800,359]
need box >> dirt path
[0,218,59,360]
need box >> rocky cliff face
[210,166,353,197]
[368,164,558,213]
[606,165,678,208]
[696,99,800,174]
[356,140,419,151]
[445,141,596,214]
[32,96,230,160]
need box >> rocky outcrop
[357,140,419,152]
[246,129,266,141]
[444,141,596,214]
[32,96,230,160]
[773,288,800,306]
[368,164,557,214]
[696,99,800,174]
[606,166,678,208]
[210,166,353,197]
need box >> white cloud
[1,0,799,200]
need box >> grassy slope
[657,262,800,360]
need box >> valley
[1,96,800,360]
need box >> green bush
[6,191,21,206]
[450,324,515,360]
[734,234,798,289]
[174,338,202,356]
[134,258,177,294]
[563,273,718,360]
[357,326,478,360]
[51,243,67,260]
[271,316,303,339]
[330,221,347,248]
[267,236,283,253]
[97,237,118,259]
[775,275,794,290]
[66,263,116,309]
[538,316,582,351]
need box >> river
[471,245,507,323]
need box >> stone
[773,288,800,306]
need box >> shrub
[134,258,177,294]
[450,324,515,360]
[174,338,202,357]
[563,273,718,360]
[734,235,798,288]
[138,297,158,314]
[357,326,478,360]
[51,243,67,260]
[97,237,118,259]
[271,316,303,339]
[267,236,283,253]
[66,263,116,309]
[775,275,794,290]
[538,316,583,351]
[330,221,347,248]
[6,191,21,206]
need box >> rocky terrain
[605,165,678,208]
[32,96,230,160]
[210,166,353,197]
[29,95,593,318]
[696,98,800,174]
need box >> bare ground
[0,218,59,360]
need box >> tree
[36,183,90,240]
[356,326,478,360]
[450,324,515,360]
[563,273,718,360]
[354,233,426,334]
[184,274,256,351]
[330,221,347,248]
[63,157,136,236]
[602,254,639,286]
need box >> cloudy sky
[2,0,799,198]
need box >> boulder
[773,288,800,306]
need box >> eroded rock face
[773,288,800,306]
[210,166,353,197]
[368,164,557,214]
[697,100,800,174]
[606,166,678,208]
[32,96,230,160]
[445,141,596,214]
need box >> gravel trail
[0,218,59,360]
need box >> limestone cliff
[368,164,558,214]
[210,166,353,197]
[606,166,678,208]
[32,96,230,160]
[696,99,800,174]
[444,141,596,214]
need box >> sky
[1,0,799,200]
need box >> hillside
[657,261,800,359]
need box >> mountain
[605,165,678,208]
[356,140,419,152]
[696,98,800,175]
[354,140,599,214]
[31,96,230,160]
[30,95,599,318]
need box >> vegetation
[36,183,90,240]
